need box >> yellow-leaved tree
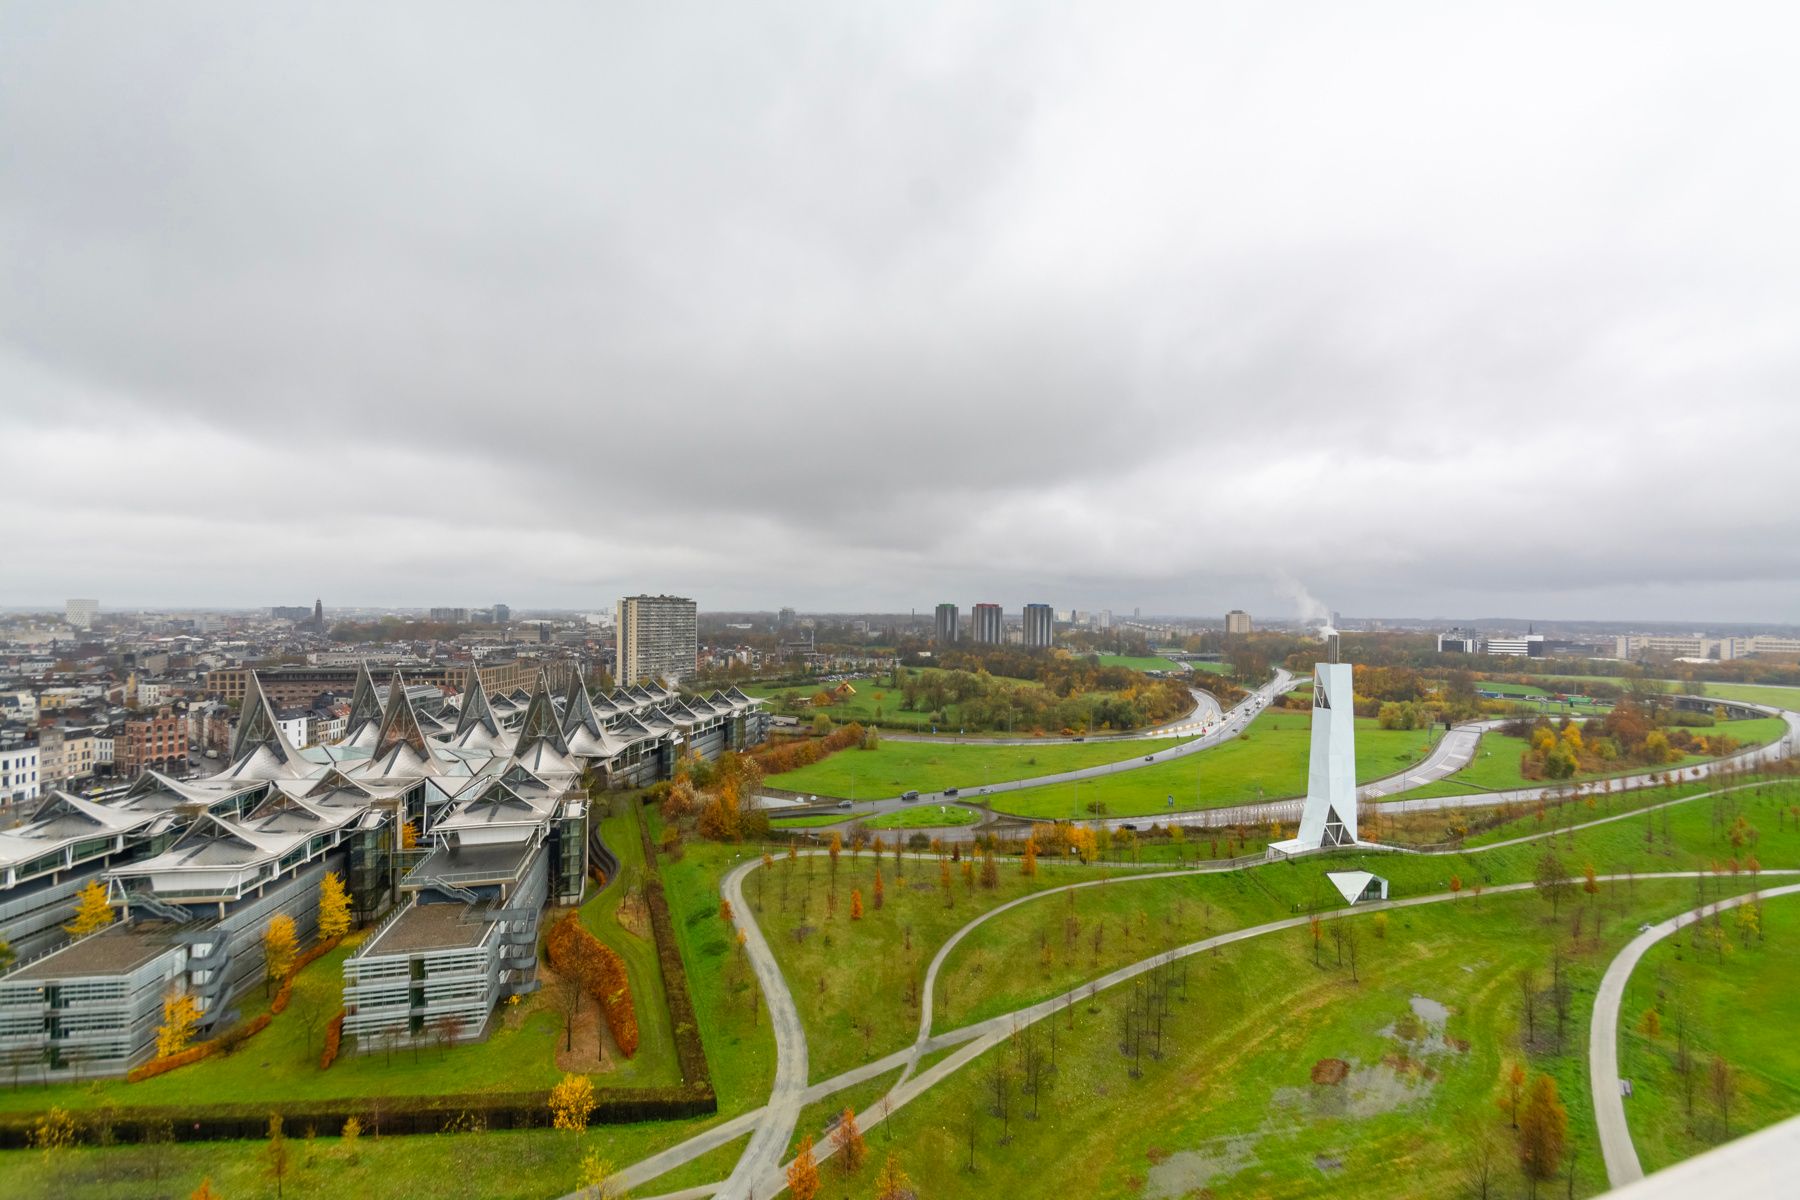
[157,990,201,1058]
[550,1072,596,1135]
[263,915,298,993]
[318,871,352,942]
[65,879,115,936]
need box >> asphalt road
[1356,719,1503,799]
[1589,883,1800,1189]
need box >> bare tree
[1710,1055,1736,1139]
[554,970,583,1053]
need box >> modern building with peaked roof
[0,659,767,1081]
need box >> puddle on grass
[1143,1134,1260,1198]
[1410,995,1450,1028]
[1151,995,1461,1187]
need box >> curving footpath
[1589,884,1800,1189]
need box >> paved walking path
[1589,884,1800,1189]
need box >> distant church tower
[312,598,325,632]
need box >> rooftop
[362,901,495,956]
[8,923,178,981]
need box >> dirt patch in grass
[540,963,619,1075]
[616,888,651,940]
[1311,1058,1350,1085]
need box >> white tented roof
[1326,870,1381,906]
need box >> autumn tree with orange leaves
[787,1133,820,1200]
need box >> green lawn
[1094,655,1185,672]
[642,813,777,1117]
[750,850,1122,1084]
[769,806,981,832]
[767,736,1196,800]
[579,806,681,1081]
[941,778,1800,1038]
[865,806,980,830]
[989,712,1441,818]
[1620,891,1800,1173]
[837,880,1761,1200]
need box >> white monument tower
[1269,630,1359,857]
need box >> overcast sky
[3,3,1798,624]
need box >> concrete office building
[1225,609,1253,635]
[1484,634,1546,658]
[971,603,1003,645]
[934,603,960,645]
[1023,603,1054,648]
[616,595,698,687]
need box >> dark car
[944,787,959,797]
[1144,755,1155,762]
[1119,823,1138,831]
[902,790,920,801]
[837,799,854,809]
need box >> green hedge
[0,1085,715,1149]
[635,803,715,1094]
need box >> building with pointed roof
[0,659,768,1081]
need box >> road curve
[1589,884,1800,1189]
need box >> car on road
[837,800,853,809]
[1119,822,1138,831]
[1144,755,1154,762]
[902,790,920,802]
[944,787,959,797]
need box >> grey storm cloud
[3,2,1799,621]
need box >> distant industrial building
[971,603,1003,645]
[429,607,471,624]
[935,603,960,645]
[1483,634,1546,658]
[65,598,97,630]
[1436,628,1482,654]
[1616,633,1800,661]
[1023,603,1054,648]
[1225,609,1253,635]
[616,594,698,686]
